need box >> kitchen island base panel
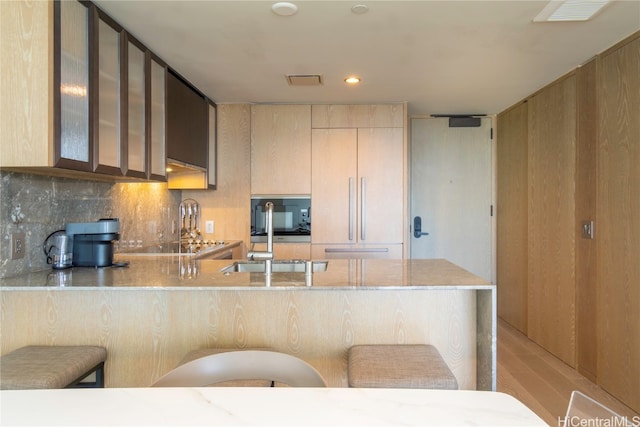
[1,289,478,388]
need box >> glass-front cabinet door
[150,56,166,181]
[52,0,170,181]
[55,0,91,171]
[94,11,124,175]
[125,36,148,178]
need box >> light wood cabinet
[311,104,404,128]
[596,35,640,413]
[311,128,357,244]
[311,127,404,257]
[250,105,311,195]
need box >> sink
[221,260,328,273]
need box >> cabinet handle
[361,177,366,241]
[324,248,389,253]
[349,177,355,241]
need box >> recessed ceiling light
[344,76,361,85]
[272,2,298,16]
[533,0,611,22]
[351,4,369,15]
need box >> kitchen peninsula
[0,258,495,390]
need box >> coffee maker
[65,219,120,267]
[43,219,120,269]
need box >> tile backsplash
[0,170,181,278]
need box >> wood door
[496,103,529,333]
[527,75,576,368]
[251,105,311,195]
[410,117,493,282]
[357,128,404,244]
[597,36,640,412]
[311,129,357,244]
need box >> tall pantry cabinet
[497,32,640,413]
[310,105,406,259]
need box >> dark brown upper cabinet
[166,70,208,170]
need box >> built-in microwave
[251,197,311,243]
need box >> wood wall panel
[1,289,477,390]
[527,75,577,367]
[597,36,640,412]
[0,0,52,166]
[496,102,529,333]
[575,59,598,382]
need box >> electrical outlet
[11,232,25,260]
[205,220,214,234]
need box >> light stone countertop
[0,258,492,290]
[0,387,546,426]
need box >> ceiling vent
[286,74,323,86]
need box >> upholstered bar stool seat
[348,344,458,389]
[177,348,273,387]
[0,345,107,390]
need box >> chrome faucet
[248,201,274,275]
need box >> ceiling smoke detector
[272,2,298,16]
[286,74,323,86]
[351,4,369,15]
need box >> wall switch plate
[581,220,595,239]
[11,232,25,259]
[205,220,214,234]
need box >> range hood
[166,158,208,189]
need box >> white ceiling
[94,0,639,116]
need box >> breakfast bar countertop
[0,258,492,290]
[0,387,546,426]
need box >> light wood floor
[497,318,639,425]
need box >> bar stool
[348,344,458,389]
[0,345,107,390]
[174,348,274,387]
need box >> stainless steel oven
[251,197,311,243]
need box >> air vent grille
[286,74,323,86]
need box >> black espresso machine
[65,218,120,267]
